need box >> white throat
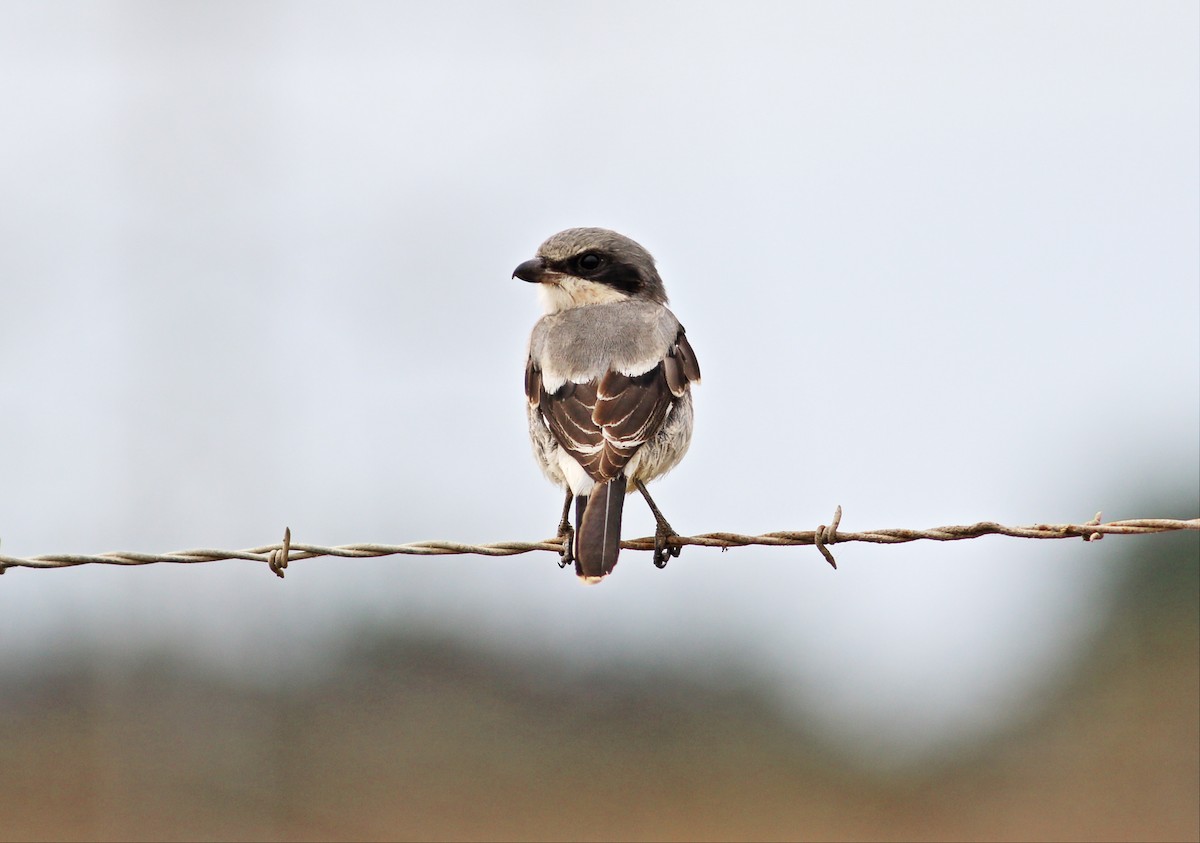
[538,275,631,313]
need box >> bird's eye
[577,253,602,271]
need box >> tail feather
[573,476,625,583]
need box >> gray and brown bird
[515,228,701,583]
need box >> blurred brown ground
[2,533,1196,843]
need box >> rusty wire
[0,510,1196,579]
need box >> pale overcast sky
[1,1,1197,763]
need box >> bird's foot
[634,479,682,570]
[556,523,575,570]
[554,489,575,570]
[652,522,681,569]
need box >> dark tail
[573,475,626,582]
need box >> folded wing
[526,328,699,485]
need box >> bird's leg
[635,480,681,569]
[555,488,574,569]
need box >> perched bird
[515,228,701,583]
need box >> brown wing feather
[539,366,672,484]
[524,358,542,407]
[536,327,699,485]
[663,355,685,397]
[676,330,701,383]
[539,380,606,479]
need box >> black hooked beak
[512,257,547,283]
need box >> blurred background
[1,2,1196,840]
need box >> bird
[514,227,701,583]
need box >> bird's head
[513,227,667,312]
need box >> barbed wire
[1,509,1196,579]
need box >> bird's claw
[635,479,681,571]
[557,525,574,570]
[652,528,681,569]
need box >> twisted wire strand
[1,512,1196,578]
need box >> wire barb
[268,527,291,579]
[0,513,1195,578]
[813,505,843,569]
